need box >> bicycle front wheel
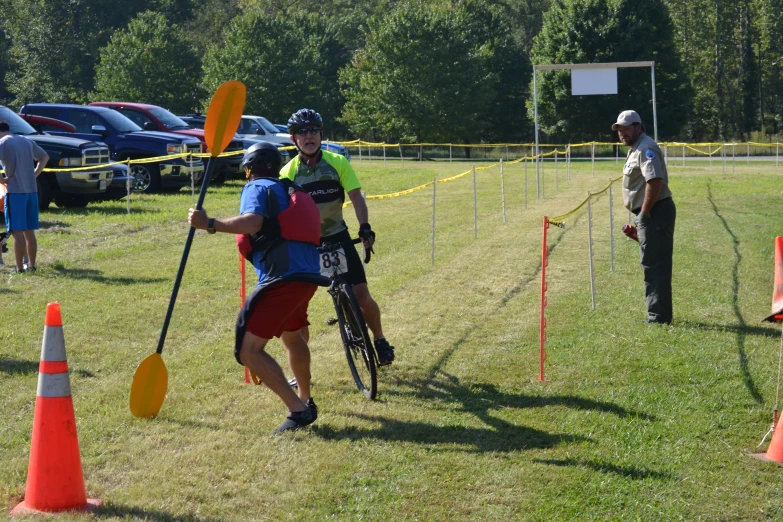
[336,285,377,399]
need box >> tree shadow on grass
[0,357,38,375]
[315,411,584,454]
[707,180,763,404]
[48,265,168,286]
[93,503,227,522]
[678,319,779,339]
[532,457,672,480]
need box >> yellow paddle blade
[129,353,168,418]
[204,80,246,157]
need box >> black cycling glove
[358,223,376,248]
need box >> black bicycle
[319,237,378,399]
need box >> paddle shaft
[156,157,216,354]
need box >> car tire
[130,163,161,193]
[36,177,54,210]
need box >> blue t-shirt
[239,178,321,285]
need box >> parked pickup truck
[0,106,112,209]
[19,104,204,193]
[90,102,244,182]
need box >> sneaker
[288,376,298,389]
[374,337,395,366]
[22,256,28,271]
[306,398,318,422]
[11,267,25,274]
[273,406,316,434]
[27,265,36,273]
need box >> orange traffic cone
[752,418,783,464]
[763,236,783,322]
[11,303,102,516]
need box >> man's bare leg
[239,331,307,413]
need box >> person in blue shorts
[0,120,49,274]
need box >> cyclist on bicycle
[188,142,327,434]
[280,108,396,366]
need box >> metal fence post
[591,142,595,176]
[587,193,596,310]
[431,177,436,266]
[524,157,528,210]
[472,166,478,239]
[609,183,615,272]
[500,158,506,223]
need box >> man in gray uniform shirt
[613,110,676,325]
[0,120,49,273]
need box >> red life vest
[236,178,321,261]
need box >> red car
[89,102,244,181]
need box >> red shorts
[245,281,318,339]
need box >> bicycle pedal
[326,318,339,325]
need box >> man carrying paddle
[188,142,327,434]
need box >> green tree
[94,11,202,113]
[339,0,502,143]
[530,0,690,142]
[201,11,345,134]
[1,0,172,107]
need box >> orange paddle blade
[204,80,246,157]
[129,353,168,418]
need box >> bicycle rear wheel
[336,285,377,399]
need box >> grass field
[2,156,783,521]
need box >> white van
[237,115,294,147]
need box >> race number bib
[320,247,347,277]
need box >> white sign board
[571,68,618,95]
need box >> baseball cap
[611,110,642,130]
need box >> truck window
[120,109,152,128]
[69,110,102,133]
[28,107,61,120]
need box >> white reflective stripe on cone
[37,372,72,398]
[40,326,67,362]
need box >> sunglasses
[295,127,321,136]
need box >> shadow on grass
[38,220,72,231]
[93,503,227,522]
[48,265,168,286]
[0,357,38,375]
[707,180,763,404]
[532,458,672,480]
[315,411,586,454]
[678,319,780,339]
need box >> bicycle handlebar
[319,237,372,264]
